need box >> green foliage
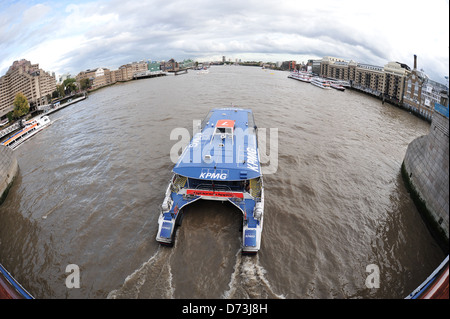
[52,89,59,99]
[57,84,65,97]
[62,78,77,94]
[7,111,13,122]
[12,92,29,119]
[80,78,91,90]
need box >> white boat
[196,67,209,74]
[335,80,350,87]
[1,115,51,150]
[288,71,311,83]
[310,77,332,89]
[330,81,345,91]
[156,108,264,254]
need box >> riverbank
[0,145,18,206]
[401,107,449,252]
[401,162,449,252]
[40,94,87,116]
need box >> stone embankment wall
[0,145,19,205]
[402,111,449,247]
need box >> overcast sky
[1,0,448,83]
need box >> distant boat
[310,77,332,89]
[1,115,51,150]
[288,71,311,83]
[197,67,209,74]
[330,81,345,91]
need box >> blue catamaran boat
[156,108,264,253]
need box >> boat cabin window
[215,127,233,135]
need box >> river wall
[402,107,449,248]
[0,145,18,205]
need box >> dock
[37,94,87,115]
[0,94,87,141]
[173,68,188,75]
[133,70,167,80]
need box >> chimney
[414,54,417,69]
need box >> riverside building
[0,59,56,120]
[76,67,113,90]
[76,61,148,90]
[319,55,448,119]
[403,55,449,120]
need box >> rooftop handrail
[194,184,233,192]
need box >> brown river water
[0,65,445,299]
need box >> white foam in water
[222,249,241,298]
[107,247,176,299]
[107,248,159,299]
[222,250,285,299]
[166,263,175,298]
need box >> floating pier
[133,70,167,80]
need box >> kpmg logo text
[199,169,228,179]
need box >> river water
[0,66,445,299]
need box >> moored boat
[155,108,264,254]
[197,67,209,74]
[1,115,51,150]
[288,71,312,83]
[335,80,350,87]
[330,81,345,91]
[310,77,332,89]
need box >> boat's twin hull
[156,195,263,253]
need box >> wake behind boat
[156,108,264,254]
[1,115,51,150]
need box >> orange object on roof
[216,119,235,128]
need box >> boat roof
[173,108,261,181]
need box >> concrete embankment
[402,106,449,250]
[0,145,18,205]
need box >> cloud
[0,0,448,82]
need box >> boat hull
[311,81,332,89]
[331,85,345,91]
[156,195,264,254]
